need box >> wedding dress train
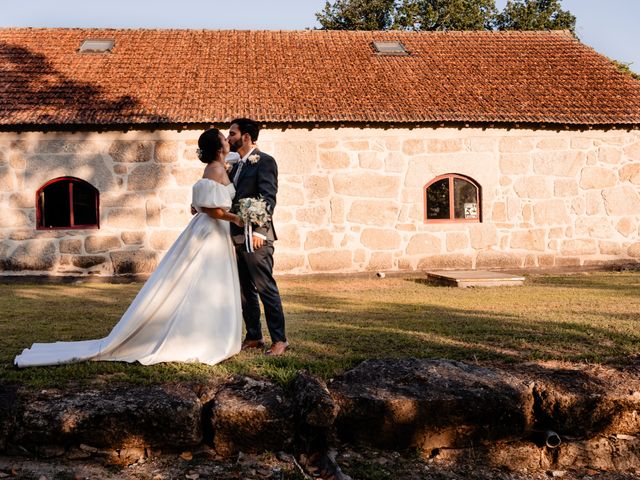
[14,179,242,367]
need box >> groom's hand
[252,235,264,250]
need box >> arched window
[424,174,481,223]
[36,177,99,229]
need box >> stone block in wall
[358,152,383,170]
[295,205,328,224]
[273,253,305,272]
[9,151,26,169]
[100,192,145,208]
[85,235,121,253]
[150,230,179,250]
[127,164,171,191]
[161,207,189,228]
[8,229,35,241]
[599,241,623,255]
[9,193,33,209]
[303,175,330,200]
[602,186,640,216]
[468,137,497,152]
[628,243,640,258]
[347,200,399,226]
[571,138,593,149]
[533,151,584,177]
[274,141,317,174]
[555,257,580,267]
[469,224,497,249]
[537,138,569,150]
[33,139,99,155]
[1,240,56,271]
[618,163,640,184]
[560,239,597,256]
[513,176,551,199]
[0,167,15,191]
[499,154,531,175]
[367,251,393,271]
[318,141,338,149]
[426,139,463,153]
[446,232,468,252]
[623,141,640,161]
[308,250,352,271]
[145,198,162,226]
[272,208,293,224]
[59,239,82,254]
[154,141,178,163]
[183,140,199,161]
[171,167,203,186]
[523,254,537,268]
[0,149,6,165]
[384,152,405,173]
[319,151,350,169]
[160,188,190,205]
[304,229,333,250]
[109,141,152,163]
[554,178,579,197]
[579,166,617,189]
[360,228,401,250]
[492,202,507,222]
[575,217,614,239]
[330,198,345,223]
[121,231,146,245]
[275,224,301,250]
[533,199,570,225]
[0,209,30,228]
[418,254,473,270]
[110,250,158,275]
[499,137,534,153]
[105,208,147,229]
[72,255,107,269]
[333,172,400,199]
[585,191,604,215]
[598,146,622,164]
[476,251,523,269]
[538,254,555,267]
[113,164,127,175]
[405,233,441,255]
[278,184,305,206]
[510,229,546,251]
[25,154,115,192]
[344,141,369,151]
[402,139,425,155]
[615,217,637,237]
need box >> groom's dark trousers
[235,243,286,343]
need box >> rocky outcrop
[1,359,640,473]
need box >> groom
[227,118,288,356]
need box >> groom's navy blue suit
[230,150,286,344]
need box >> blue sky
[2,0,638,73]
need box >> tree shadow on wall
[1,41,186,277]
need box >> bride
[15,129,244,367]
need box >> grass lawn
[1,271,639,388]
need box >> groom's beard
[229,138,243,152]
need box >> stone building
[1,28,639,277]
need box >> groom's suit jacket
[230,149,278,246]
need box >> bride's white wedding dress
[14,179,242,368]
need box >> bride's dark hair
[197,128,223,164]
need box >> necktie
[233,160,245,186]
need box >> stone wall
[0,127,639,276]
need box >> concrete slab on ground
[426,270,525,288]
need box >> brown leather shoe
[241,338,265,350]
[265,341,289,356]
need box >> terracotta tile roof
[1,28,639,127]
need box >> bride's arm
[201,207,243,227]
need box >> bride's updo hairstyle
[197,128,223,164]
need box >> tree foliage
[315,0,397,30]
[397,0,497,31]
[315,0,575,33]
[494,0,576,32]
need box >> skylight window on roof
[79,39,114,53]
[373,41,408,56]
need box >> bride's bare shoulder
[203,163,231,185]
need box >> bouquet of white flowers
[237,197,271,252]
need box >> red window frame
[36,177,100,230]
[424,173,481,223]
